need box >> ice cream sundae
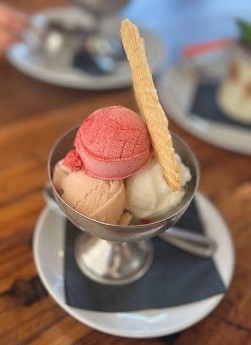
[52,20,192,225]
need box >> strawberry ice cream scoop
[74,105,152,180]
[63,149,83,172]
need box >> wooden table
[1,0,251,344]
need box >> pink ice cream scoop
[63,149,83,172]
[74,105,152,180]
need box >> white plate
[6,6,165,90]
[158,51,251,155]
[33,193,234,338]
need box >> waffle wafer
[121,19,180,191]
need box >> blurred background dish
[157,46,251,155]
[6,6,165,89]
[22,0,130,74]
[72,0,131,15]
[217,19,251,125]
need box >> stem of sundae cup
[74,233,154,285]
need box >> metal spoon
[43,184,216,257]
[159,227,217,258]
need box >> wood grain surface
[0,0,251,344]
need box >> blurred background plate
[158,49,251,155]
[6,6,165,90]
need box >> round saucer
[157,49,251,155]
[33,193,234,338]
[6,6,165,90]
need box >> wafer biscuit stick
[121,19,180,191]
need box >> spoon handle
[159,227,217,258]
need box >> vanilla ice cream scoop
[125,155,191,219]
[61,170,125,224]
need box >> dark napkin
[64,199,226,312]
[65,202,225,312]
[190,81,251,130]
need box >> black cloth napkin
[190,81,251,130]
[64,199,226,312]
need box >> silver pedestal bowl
[48,127,199,285]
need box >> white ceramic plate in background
[7,6,165,90]
[158,51,251,155]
